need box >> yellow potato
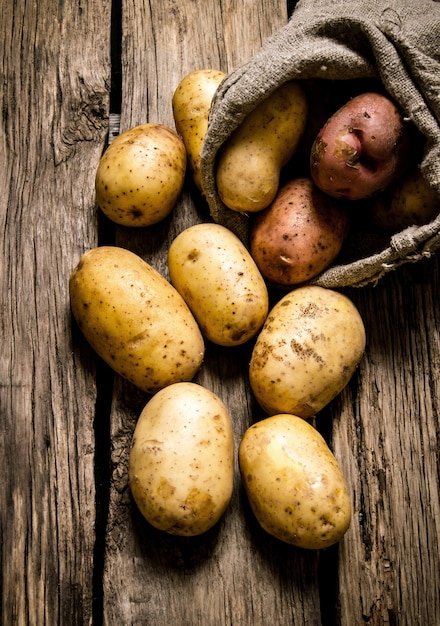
[249,286,366,417]
[239,413,351,549]
[168,223,269,346]
[172,69,226,191]
[95,123,186,226]
[370,169,440,233]
[215,80,308,212]
[69,246,204,393]
[129,382,234,536]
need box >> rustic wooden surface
[1,0,439,625]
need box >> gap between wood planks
[90,0,339,623]
[91,2,120,623]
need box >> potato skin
[129,382,234,536]
[172,69,226,191]
[168,223,269,346]
[370,169,440,233]
[69,246,204,393]
[250,178,350,286]
[216,81,308,212]
[310,92,410,200]
[95,123,186,226]
[249,286,366,418]
[239,414,351,549]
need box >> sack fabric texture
[200,0,440,288]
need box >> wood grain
[1,1,111,624]
[332,259,440,625]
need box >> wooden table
[2,1,439,624]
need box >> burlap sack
[200,0,440,287]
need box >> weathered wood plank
[0,1,111,624]
[330,257,440,625]
[102,1,324,625]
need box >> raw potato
[168,223,269,346]
[95,123,186,226]
[249,286,366,418]
[216,81,308,212]
[69,246,204,394]
[173,69,226,191]
[239,414,351,549]
[310,92,411,200]
[249,177,350,286]
[129,382,234,536]
[370,169,440,232]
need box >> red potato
[310,92,411,200]
[249,178,350,286]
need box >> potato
[172,69,226,191]
[215,81,308,212]
[168,223,269,346]
[370,169,440,233]
[249,177,350,286]
[310,92,411,200]
[69,246,204,394]
[239,414,351,549]
[129,382,234,536]
[95,123,186,226]
[249,286,366,418]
